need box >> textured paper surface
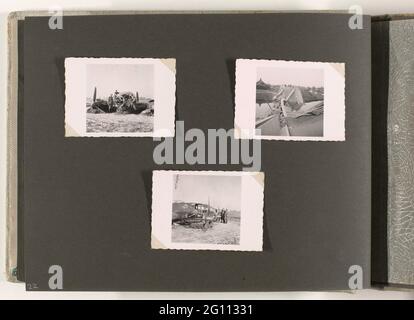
[22,13,371,291]
[387,20,414,286]
[5,12,20,282]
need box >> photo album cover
[5,11,413,291]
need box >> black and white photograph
[151,171,264,251]
[171,174,241,245]
[234,59,345,141]
[86,64,155,133]
[255,67,324,137]
[65,58,176,137]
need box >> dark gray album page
[23,13,371,291]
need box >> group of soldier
[218,209,228,224]
[190,204,229,224]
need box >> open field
[86,113,153,133]
[172,217,240,245]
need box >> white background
[1,0,414,300]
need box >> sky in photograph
[173,175,241,211]
[257,67,324,87]
[86,64,154,99]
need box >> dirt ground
[171,218,240,245]
[86,113,153,133]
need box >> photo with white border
[234,59,345,141]
[65,57,176,137]
[151,171,264,251]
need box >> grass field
[86,113,153,133]
[172,217,240,245]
